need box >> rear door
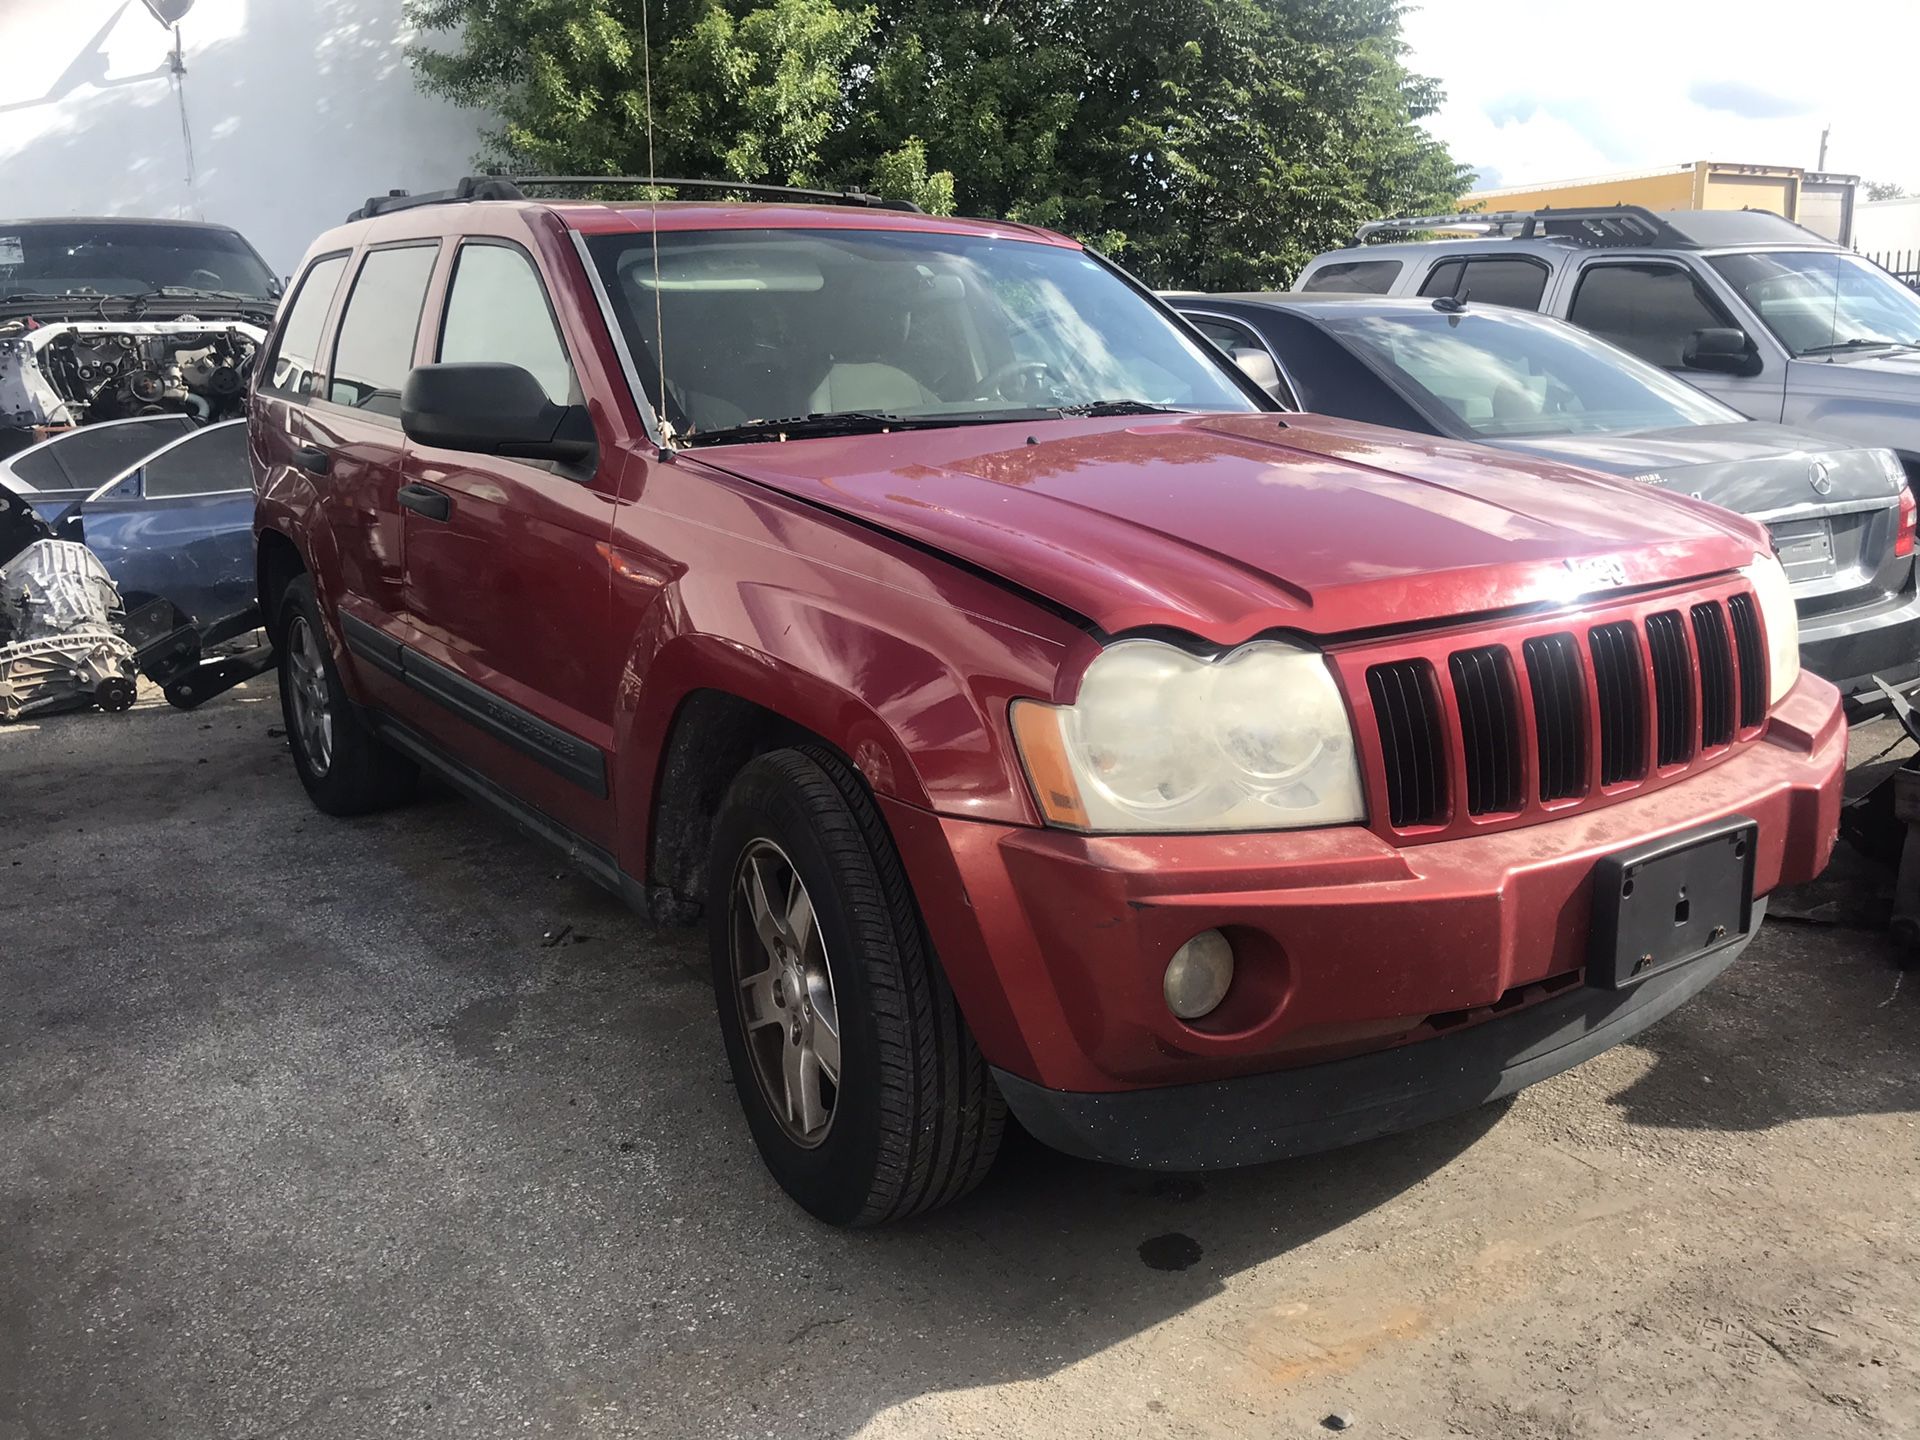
[309,243,441,644]
[396,237,620,844]
[71,419,254,628]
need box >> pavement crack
[785,1315,848,1345]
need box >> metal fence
[1865,250,1920,290]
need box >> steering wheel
[186,268,224,289]
[982,360,1057,405]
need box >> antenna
[639,0,676,449]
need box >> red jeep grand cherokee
[251,179,1844,1225]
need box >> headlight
[1010,638,1366,832]
[1740,552,1800,706]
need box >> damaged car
[1,217,275,456]
[0,417,266,717]
[256,179,1843,1225]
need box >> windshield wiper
[1799,338,1920,356]
[687,410,1034,447]
[1048,399,1183,417]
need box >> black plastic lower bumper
[994,903,1763,1171]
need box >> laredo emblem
[1809,459,1834,496]
[1566,555,1629,588]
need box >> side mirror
[1229,345,1286,401]
[401,363,596,465]
[1683,327,1761,377]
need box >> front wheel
[708,746,1005,1225]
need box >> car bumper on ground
[880,675,1846,1168]
[1799,583,1920,714]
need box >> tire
[708,745,1005,1225]
[277,574,416,816]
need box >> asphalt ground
[2,682,1916,1439]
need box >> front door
[396,238,620,846]
[1561,258,1789,420]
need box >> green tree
[405,0,1466,287]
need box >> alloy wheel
[729,839,841,1146]
[285,614,334,778]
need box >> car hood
[692,412,1767,642]
[1490,423,1900,520]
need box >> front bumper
[881,675,1845,1159]
[994,904,1761,1170]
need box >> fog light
[1163,930,1234,1020]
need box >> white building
[0,0,489,272]
[1856,197,1920,261]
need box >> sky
[1399,0,1920,196]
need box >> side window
[1300,260,1403,294]
[328,245,439,417]
[1258,313,1428,431]
[438,243,576,405]
[1184,313,1297,406]
[137,422,251,499]
[1420,258,1547,310]
[1188,316,1262,351]
[1418,259,1466,300]
[262,253,348,401]
[10,416,194,491]
[1567,263,1733,368]
[1455,259,1548,310]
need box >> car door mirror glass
[401,362,597,465]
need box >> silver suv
[1296,206,1920,484]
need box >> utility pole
[1818,125,1831,172]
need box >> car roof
[1310,207,1838,265]
[1,216,251,235]
[316,198,1081,253]
[1173,292,1561,322]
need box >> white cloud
[1402,0,1920,192]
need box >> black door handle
[397,483,452,522]
[292,445,330,476]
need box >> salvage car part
[0,538,137,720]
[1,218,277,453]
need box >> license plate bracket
[1768,517,1835,578]
[1588,817,1757,991]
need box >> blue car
[0,417,264,707]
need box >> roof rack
[1353,204,1693,249]
[347,174,922,223]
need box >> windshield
[1708,250,1920,357]
[0,222,277,302]
[585,227,1258,441]
[1317,307,1740,439]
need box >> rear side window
[328,245,438,417]
[262,253,348,401]
[1419,257,1548,310]
[10,416,195,491]
[438,243,576,405]
[1301,259,1403,294]
[1568,263,1733,368]
[138,423,250,498]
[1255,311,1431,432]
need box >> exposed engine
[0,318,266,432]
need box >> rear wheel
[277,575,415,815]
[708,745,1005,1225]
